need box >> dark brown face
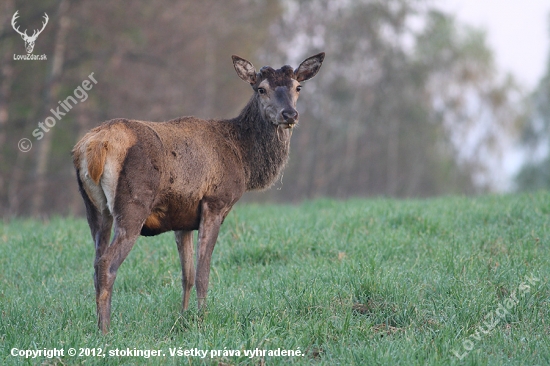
[253,66,301,128]
[232,53,325,128]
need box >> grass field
[1,192,549,365]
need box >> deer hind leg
[93,211,113,304]
[84,206,113,305]
[76,173,113,312]
[175,230,195,311]
[195,200,225,310]
[95,192,154,333]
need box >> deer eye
[258,87,266,95]
[296,85,302,92]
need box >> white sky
[438,0,550,90]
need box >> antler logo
[11,10,49,54]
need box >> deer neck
[231,96,292,191]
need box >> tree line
[0,0,537,217]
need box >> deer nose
[282,109,298,124]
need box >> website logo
[12,10,48,60]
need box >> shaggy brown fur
[72,53,324,333]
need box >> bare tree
[31,0,70,216]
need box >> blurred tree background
[0,0,540,217]
[515,13,550,191]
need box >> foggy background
[1,0,549,217]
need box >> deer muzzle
[279,109,298,128]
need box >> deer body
[73,53,324,333]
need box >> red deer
[72,53,325,333]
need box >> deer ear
[232,55,257,85]
[294,52,325,82]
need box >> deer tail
[85,140,108,184]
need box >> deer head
[12,11,49,54]
[232,53,325,129]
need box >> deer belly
[140,206,201,236]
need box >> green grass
[1,192,549,365]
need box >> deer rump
[74,117,245,237]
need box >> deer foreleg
[195,201,223,309]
